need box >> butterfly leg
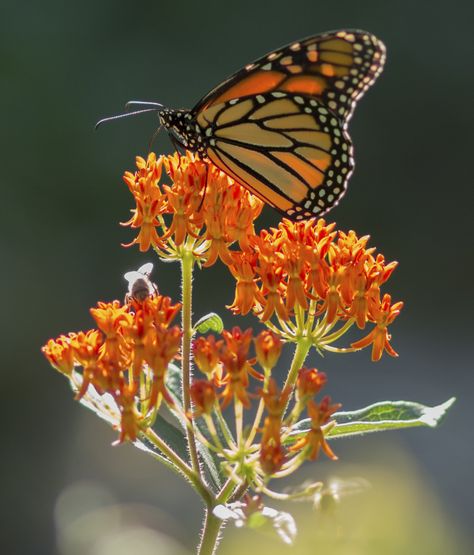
[148,125,163,152]
[169,136,185,169]
[197,162,209,213]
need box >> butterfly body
[102,30,386,220]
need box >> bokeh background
[2,0,473,553]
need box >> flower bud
[193,336,221,376]
[190,380,216,416]
[255,330,282,372]
[296,368,327,400]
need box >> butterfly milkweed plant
[43,152,454,554]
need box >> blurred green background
[2,0,473,553]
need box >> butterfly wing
[192,30,385,124]
[197,93,353,220]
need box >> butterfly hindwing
[197,92,354,220]
[192,30,386,124]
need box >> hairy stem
[198,508,223,555]
[181,247,201,475]
[283,338,311,392]
[282,338,311,416]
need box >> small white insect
[124,262,158,303]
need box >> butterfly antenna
[125,100,164,110]
[95,108,161,130]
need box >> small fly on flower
[124,262,158,303]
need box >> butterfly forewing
[198,92,353,219]
[192,30,386,124]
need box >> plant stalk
[197,508,223,555]
[181,247,201,475]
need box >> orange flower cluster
[122,152,262,263]
[191,328,340,477]
[43,295,181,442]
[122,152,403,362]
[193,327,264,411]
[228,218,403,361]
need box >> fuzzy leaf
[71,374,188,476]
[287,398,456,441]
[194,312,224,334]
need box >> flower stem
[282,338,311,416]
[198,508,223,555]
[283,338,311,392]
[181,247,201,476]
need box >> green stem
[198,508,223,555]
[234,399,243,444]
[283,338,311,392]
[282,338,311,417]
[181,247,201,476]
[216,476,239,504]
[245,371,270,448]
[318,318,355,344]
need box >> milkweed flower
[122,152,263,265]
[42,335,75,375]
[43,294,181,442]
[351,293,404,361]
[225,216,403,358]
[289,397,341,461]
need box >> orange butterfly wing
[196,93,353,220]
[192,30,386,124]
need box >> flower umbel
[122,152,263,264]
[43,294,181,442]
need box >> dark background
[2,0,473,553]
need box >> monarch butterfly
[98,30,386,220]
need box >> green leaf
[165,364,225,490]
[166,363,184,405]
[151,414,188,460]
[72,373,189,477]
[194,312,224,334]
[286,398,456,442]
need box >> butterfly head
[159,108,197,150]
